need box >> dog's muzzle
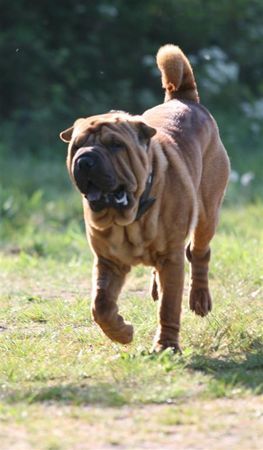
[73,147,131,212]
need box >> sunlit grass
[1,203,262,406]
[0,153,262,449]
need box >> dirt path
[1,397,262,450]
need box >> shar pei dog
[60,44,230,352]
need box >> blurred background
[1,0,263,252]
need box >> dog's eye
[108,141,124,153]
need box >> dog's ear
[59,126,74,143]
[137,122,156,141]
[137,122,156,151]
[59,118,86,143]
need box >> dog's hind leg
[91,257,133,344]
[187,137,230,317]
[186,199,222,317]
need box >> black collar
[135,171,156,221]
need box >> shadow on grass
[187,349,263,395]
[5,382,127,407]
[3,349,263,407]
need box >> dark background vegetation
[1,0,263,149]
[0,0,263,239]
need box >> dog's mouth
[84,182,131,212]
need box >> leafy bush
[1,0,263,154]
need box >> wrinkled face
[60,112,156,227]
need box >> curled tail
[156,44,199,103]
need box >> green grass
[0,151,262,449]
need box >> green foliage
[1,0,263,153]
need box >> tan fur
[156,44,199,102]
[60,44,230,352]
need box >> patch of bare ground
[0,397,262,450]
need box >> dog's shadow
[5,381,127,407]
[186,344,263,395]
[4,345,262,407]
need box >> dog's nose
[76,154,97,171]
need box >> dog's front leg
[91,257,133,344]
[152,247,185,353]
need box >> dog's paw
[151,341,182,354]
[189,287,212,317]
[102,322,134,345]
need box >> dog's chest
[92,222,163,266]
[110,223,151,264]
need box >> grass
[0,150,263,449]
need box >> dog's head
[60,111,156,228]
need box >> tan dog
[60,44,230,352]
